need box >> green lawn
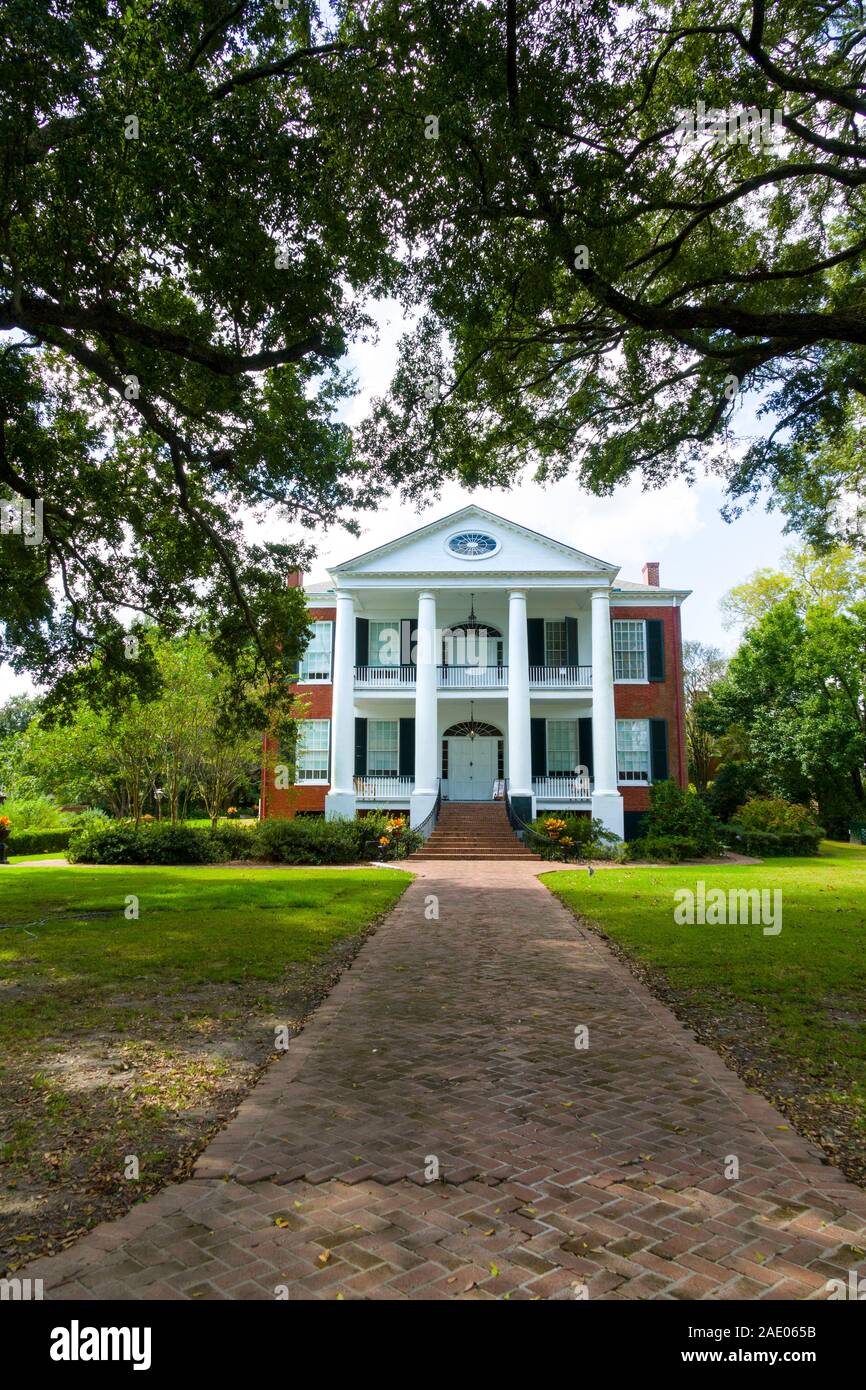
[0,864,410,1269]
[7,852,67,863]
[544,842,866,1184]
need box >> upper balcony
[353,664,592,692]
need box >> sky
[0,300,790,701]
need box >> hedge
[719,824,824,858]
[68,814,422,866]
[6,828,73,856]
[625,833,707,863]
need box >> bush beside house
[719,796,824,857]
[68,813,422,866]
[529,814,623,862]
[627,780,722,862]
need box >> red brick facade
[611,602,688,817]
[259,606,334,819]
[261,601,687,823]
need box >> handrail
[414,780,442,842]
[503,779,561,852]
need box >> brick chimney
[642,561,660,587]
[286,568,304,588]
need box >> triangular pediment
[329,506,618,579]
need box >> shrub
[7,827,73,856]
[720,797,824,857]
[248,816,361,865]
[208,822,255,860]
[0,795,68,830]
[731,796,820,836]
[359,812,423,861]
[529,814,621,861]
[638,780,721,855]
[626,833,705,863]
[69,822,218,865]
[718,825,823,857]
[705,762,762,822]
[69,814,423,866]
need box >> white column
[325,589,357,820]
[410,590,438,827]
[507,590,534,816]
[590,587,624,837]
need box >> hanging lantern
[466,700,479,741]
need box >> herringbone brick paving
[21,862,866,1299]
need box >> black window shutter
[650,719,669,782]
[399,718,415,778]
[355,617,369,667]
[527,618,544,666]
[565,616,578,666]
[646,619,665,681]
[354,717,367,777]
[530,718,547,778]
[401,618,416,665]
[578,717,594,779]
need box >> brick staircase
[412,800,540,860]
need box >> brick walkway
[21,862,866,1300]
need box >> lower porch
[352,771,593,811]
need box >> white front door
[447,737,498,801]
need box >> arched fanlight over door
[442,712,504,784]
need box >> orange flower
[227,806,238,815]
[378,835,390,846]
[0,815,10,830]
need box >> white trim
[298,618,334,683]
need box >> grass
[544,842,866,1183]
[0,863,410,1269]
[7,853,66,863]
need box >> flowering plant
[0,815,10,832]
[227,806,238,817]
[543,816,567,839]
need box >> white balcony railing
[529,665,592,689]
[355,665,416,689]
[354,775,413,800]
[533,774,592,801]
[355,663,591,689]
[437,664,508,689]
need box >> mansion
[260,506,690,839]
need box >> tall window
[368,620,401,667]
[367,719,399,776]
[546,720,579,773]
[613,620,646,680]
[296,719,330,781]
[616,719,650,781]
[298,620,332,681]
[544,620,567,667]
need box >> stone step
[408,845,539,856]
